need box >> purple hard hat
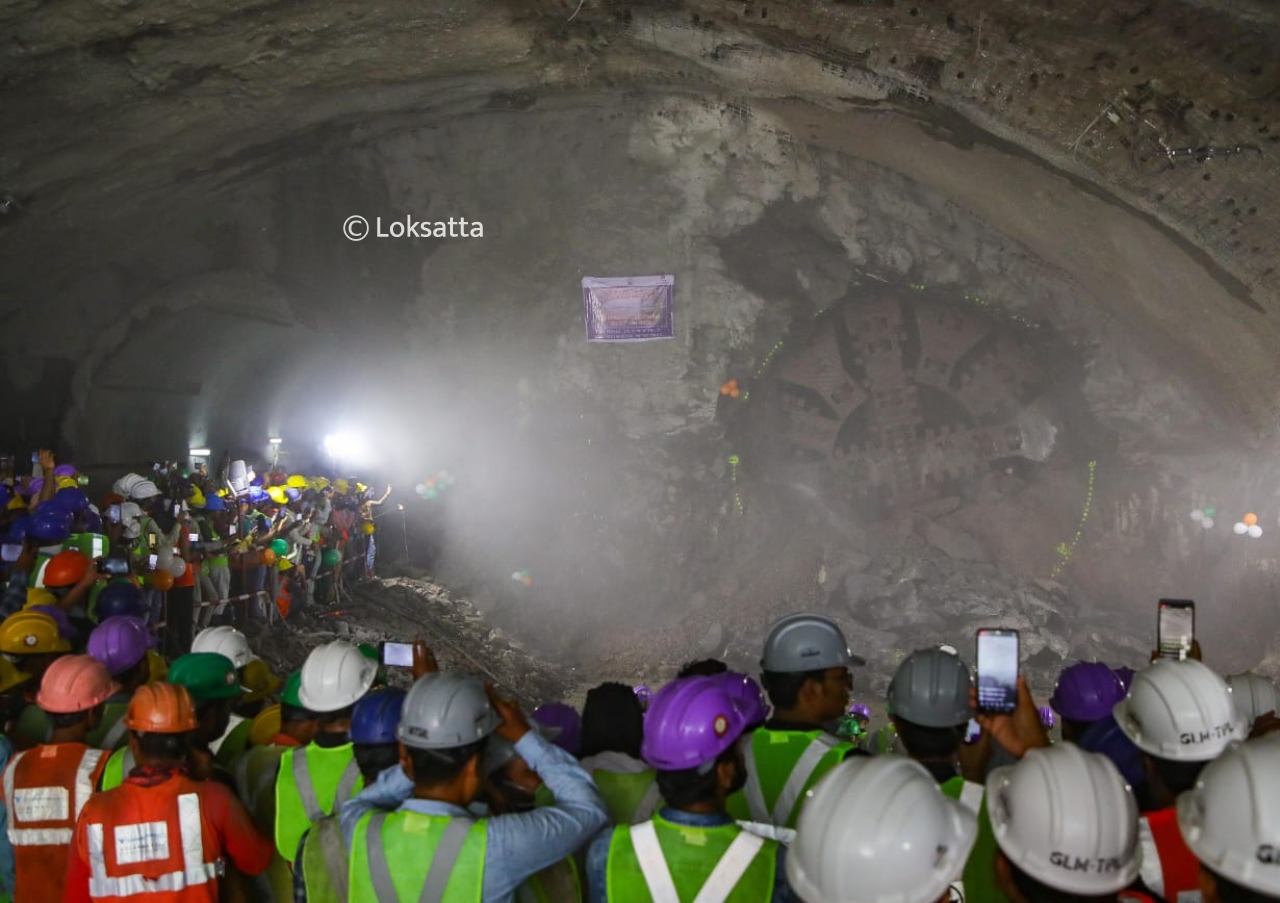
[1038,706,1056,729]
[28,505,73,544]
[29,605,78,641]
[1049,661,1126,722]
[633,685,653,708]
[711,671,769,727]
[1113,666,1136,693]
[1077,714,1145,788]
[53,465,77,479]
[87,616,155,676]
[532,703,582,756]
[848,703,872,720]
[0,485,9,509]
[24,478,43,498]
[641,676,749,771]
[52,487,90,514]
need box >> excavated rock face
[4,0,1280,685]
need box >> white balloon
[167,557,187,577]
[1190,509,1205,522]
[1201,517,1214,529]
[1234,522,1249,535]
[1249,525,1263,539]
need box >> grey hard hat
[887,647,975,728]
[760,612,865,673]
[397,672,502,751]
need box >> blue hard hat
[284,487,301,503]
[5,515,30,544]
[28,506,74,543]
[1077,714,1145,789]
[52,487,90,514]
[203,495,226,512]
[350,688,406,745]
[94,582,147,621]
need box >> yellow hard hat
[56,477,78,490]
[0,657,31,695]
[286,475,307,489]
[216,488,230,498]
[361,521,376,536]
[335,479,349,494]
[314,477,330,490]
[356,483,368,494]
[241,658,282,703]
[0,611,71,654]
[267,486,288,505]
[145,648,169,683]
[277,558,294,571]
[249,704,282,747]
[6,495,25,511]
[23,588,57,609]
[188,489,206,508]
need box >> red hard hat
[43,550,91,588]
[124,682,198,734]
[35,654,120,714]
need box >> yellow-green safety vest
[349,809,488,902]
[606,814,776,902]
[99,745,135,791]
[300,815,349,903]
[214,716,252,769]
[516,857,581,903]
[85,699,130,750]
[234,743,292,903]
[941,775,1008,903]
[592,769,662,826]
[273,742,363,861]
[725,728,853,829]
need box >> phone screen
[976,628,1020,714]
[172,504,181,517]
[108,504,122,524]
[148,554,158,570]
[99,558,130,576]
[1158,599,1195,659]
[188,533,200,543]
[963,718,982,745]
[1,544,20,563]
[381,642,415,667]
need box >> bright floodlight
[268,437,283,445]
[324,432,367,460]
[189,447,211,457]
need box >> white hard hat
[398,672,501,751]
[112,473,144,498]
[988,745,1141,895]
[787,756,976,903]
[131,480,160,500]
[1113,659,1244,762]
[1225,672,1279,727]
[298,640,377,713]
[761,612,864,673]
[191,626,257,670]
[1177,737,1280,897]
[119,501,144,540]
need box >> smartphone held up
[976,627,1020,714]
[1157,599,1195,660]
[381,642,415,668]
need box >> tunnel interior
[4,0,1280,694]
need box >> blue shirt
[586,808,798,903]
[0,735,15,897]
[337,731,607,903]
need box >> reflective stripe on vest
[742,732,841,827]
[3,745,104,846]
[293,748,359,823]
[85,792,221,896]
[1138,810,1203,903]
[300,816,350,903]
[275,743,361,861]
[100,710,130,751]
[367,811,474,902]
[631,821,767,903]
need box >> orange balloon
[149,570,175,591]
[1244,512,1259,527]
[729,388,741,399]
[261,549,277,565]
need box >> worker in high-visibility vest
[84,615,155,750]
[64,682,275,902]
[0,655,115,901]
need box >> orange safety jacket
[1138,807,1203,903]
[65,769,274,903]
[1,742,108,902]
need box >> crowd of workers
[0,451,1276,902]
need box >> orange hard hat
[149,570,175,591]
[35,654,121,714]
[261,548,278,565]
[124,682,198,734]
[43,550,91,589]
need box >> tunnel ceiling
[3,0,1280,451]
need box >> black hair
[760,669,827,710]
[1150,755,1209,796]
[677,659,728,678]
[580,682,644,759]
[115,656,150,689]
[49,710,90,729]
[406,738,488,786]
[1208,867,1277,903]
[894,717,966,760]
[354,743,401,785]
[138,731,190,761]
[318,705,355,731]
[654,745,738,809]
[281,703,315,723]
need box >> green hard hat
[270,538,289,556]
[282,669,304,707]
[168,653,245,701]
[321,549,341,567]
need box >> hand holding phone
[976,628,1020,714]
[98,558,130,576]
[381,642,415,668]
